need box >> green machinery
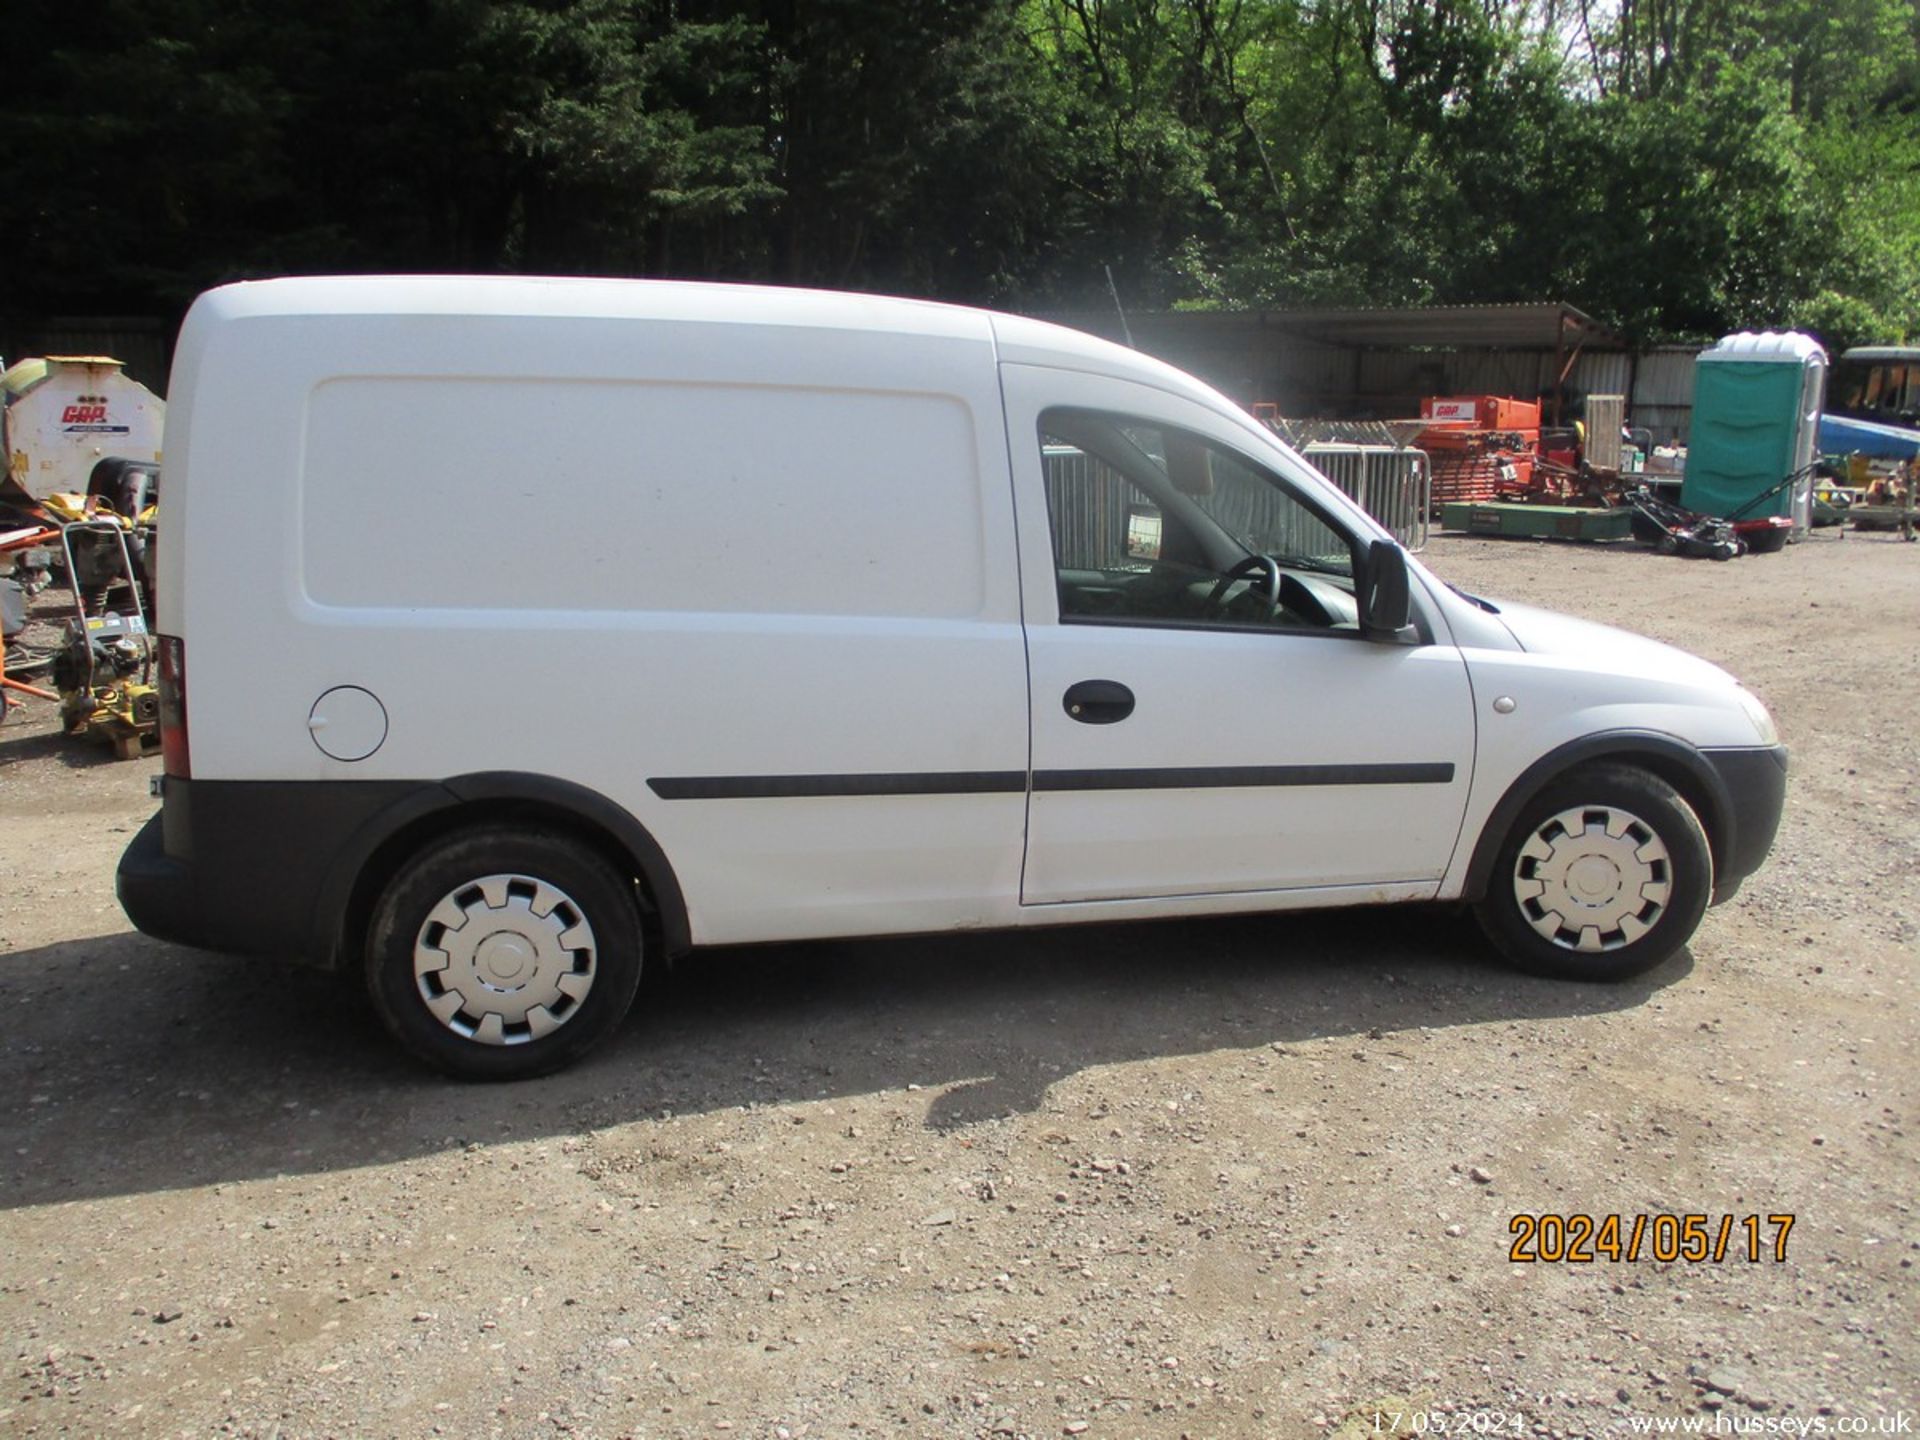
[1440,502,1633,541]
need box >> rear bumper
[117,776,424,966]
[1702,744,1789,903]
[116,811,204,949]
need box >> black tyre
[365,825,642,1080]
[1473,763,1712,981]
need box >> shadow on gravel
[1426,526,1877,571]
[0,908,1691,1208]
[0,725,63,766]
[0,716,125,770]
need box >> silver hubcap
[413,874,596,1045]
[1513,804,1672,953]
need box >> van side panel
[301,378,987,617]
[173,304,1030,946]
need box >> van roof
[193,275,1222,406]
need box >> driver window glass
[1188,444,1353,572]
[1038,409,1360,633]
[1043,443,1166,572]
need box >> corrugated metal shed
[1629,347,1700,444]
[1227,301,1618,350]
[1033,304,1711,440]
[1049,302,1619,352]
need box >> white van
[117,277,1787,1079]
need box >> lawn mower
[1627,487,1743,560]
[1627,465,1818,561]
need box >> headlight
[1736,687,1779,745]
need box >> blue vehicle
[1831,346,1919,429]
[1824,347,1920,461]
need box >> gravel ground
[0,530,1914,1440]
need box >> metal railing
[1300,443,1431,552]
[1041,441,1430,570]
[1042,446,1135,570]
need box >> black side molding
[648,772,1026,800]
[649,763,1456,799]
[1034,762,1454,792]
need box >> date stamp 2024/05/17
[1508,1213,1795,1264]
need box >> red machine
[1417,395,1542,510]
[1423,396,1542,431]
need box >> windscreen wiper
[1447,581,1501,614]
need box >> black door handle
[1063,679,1135,724]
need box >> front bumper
[1701,744,1789,903]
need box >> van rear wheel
[366,825,642,1079]
[1473,764,1712,982]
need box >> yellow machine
[51,519,158,759]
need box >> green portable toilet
[1682,331,1827,533]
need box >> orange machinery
[2,519,62,712]
[1417,395,1542,511]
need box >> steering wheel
[1202,554,1281,618]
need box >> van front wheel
[1473,764,1712,982]
[366,826,642,1079]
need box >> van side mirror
[1360,539,1418,643]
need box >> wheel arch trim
[1462,730,1734,902]
[313,772,692,968]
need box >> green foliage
[1787,110,1920,349]
[2,0,1916,347]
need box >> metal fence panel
[1042,441,1428,571]
[1042,446,1134,570]
[1299,443,1431,551]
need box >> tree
[2,0,1915,347]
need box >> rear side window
[300,378,987,618]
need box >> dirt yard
[1,530,1914,1440]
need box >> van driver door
[1000,363,1477,906]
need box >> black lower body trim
[648,762,1455,799]
[121,773,699,968]
[116,812,202,950]
[1702,744,1789,901]
[120,777,425,964]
